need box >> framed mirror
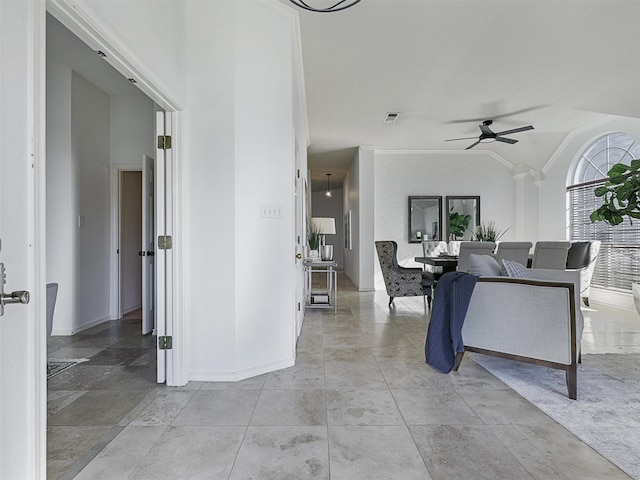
[446,196,480,241]
[408,196,442,243]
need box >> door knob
[1,290,30,305]
[146,251,154,256]
[296,253,302,259]
[138,251,146,256]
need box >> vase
[308,249,319,259]
[632,283,640,316]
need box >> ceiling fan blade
[495,136,518,145]
[479,123,494,136]
[495,125,534,136]
[465,141,481,150]
[445,136,478,142]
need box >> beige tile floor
[47,275,639,479]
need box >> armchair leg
[388,296,394,307]
[427,295,432,309]
[566,365,577,400]
[453,351,465,371]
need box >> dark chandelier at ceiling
[288,0,361,13]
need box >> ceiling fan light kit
[446,119,534,150]
[288,0,361,13]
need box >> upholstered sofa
[454,268,582,399]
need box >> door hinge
[297,169,300,178]
[158,235,172,250]
[157,135,172,150]
[298,302,301,311]
[158,336,173,350]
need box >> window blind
[567,180,640,291]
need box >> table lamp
[311,217,336,260]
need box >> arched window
[567,132,640,291]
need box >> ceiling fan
[445,120,534,150]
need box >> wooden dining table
[414,255,459,281]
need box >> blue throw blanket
[425,271,478,373]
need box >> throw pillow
[469,254,502,276]
[501,259,530,278]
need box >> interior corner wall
[358,147,375,291]
[46,63,76,335]
[312,188,344,268]
[373,151,515,290]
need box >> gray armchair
[375,241,432,311]
[566,240,601,306]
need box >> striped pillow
[501,259,530,278]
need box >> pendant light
[325,173,332,198]
[288,0,361,13]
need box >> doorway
[119,170,143,318]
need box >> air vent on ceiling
[384,112,400,123]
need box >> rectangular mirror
[446,196,480,241]
[408,196,442,243]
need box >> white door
[0,1,46,477]
[294,144,306,336]
[155,111,173,384]
[141,155,155,335]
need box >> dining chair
[421,240,448,258]
[495,241,533,268]
[457,241,496,273]
[375,240,432,311]
[531,241,571,269]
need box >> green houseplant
[590,159,640,316]
[473,221,509,242]
[307,223,323,257]
[449,211,471,239]
[590,159,640,225]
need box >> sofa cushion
[469,254,502,276]
[501,259,530,278]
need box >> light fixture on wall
[325,173,333,198]
[288,0,361,13]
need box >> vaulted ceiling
[288,0,640,190]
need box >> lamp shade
[311,217,336,235]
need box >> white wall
[374,150,515,290]
[46,63,76,335]
[312,188,344,268]
[185,0,302,380]
[121,171,142,313]
[73,73,112,331]
[83,0,187,107]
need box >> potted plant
[307,223,323,259]
[590,160,640,225]
[449,211,470,240]
[590,159,640,314]
[473,221,509,242]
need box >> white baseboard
[59,315,112,336]
[188,357,295,382]
[590,287,636,312]
[123,303,142,315]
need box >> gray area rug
[472,353,640,479]
[47,358,88,379]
